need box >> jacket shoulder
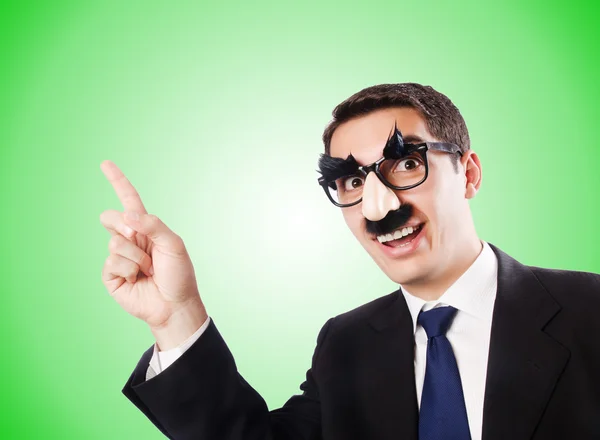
[328,289,399,331]
[528,265,600,307]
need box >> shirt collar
[400,241,498,334]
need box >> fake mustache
[365,204,414,236]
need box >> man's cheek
[343,209,361,229]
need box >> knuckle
[146,214,160,226]
[171,234,185,249]
[105,254,116,267]
[100,209,118,225]
[108,235,124,253]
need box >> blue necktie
[417,306,471,440]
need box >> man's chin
[370,241,432,286]
[385,260,429,286]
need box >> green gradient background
[1,1,599,438]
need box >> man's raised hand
[100,160,208,350]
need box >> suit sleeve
[146,316,212,380]
[122,316,335,440]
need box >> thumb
[124,211,185,253]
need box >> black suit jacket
[123,243,600,439]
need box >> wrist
[150,297,208,351]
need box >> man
[100,83,600,440]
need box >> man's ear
[462,150,482,199]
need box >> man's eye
[342,176,365,192]
[394,156,423,172]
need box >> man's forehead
[329,108,433,162]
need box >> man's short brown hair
[322,83,471,166]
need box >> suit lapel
[366,290,419,440]
[482,244,570,440]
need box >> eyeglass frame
[318,142,463,208]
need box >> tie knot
[417,306,458,338]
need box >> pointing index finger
[101,160,148,214]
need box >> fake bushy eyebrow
[317,124,418,181]
[383,122,410,158]
[317,153,360,181]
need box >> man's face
[329,107,478,287]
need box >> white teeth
[376,224,421,244]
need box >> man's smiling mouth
[375,223,424,247]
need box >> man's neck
[403,239,484,302]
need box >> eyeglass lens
[326,155,426,205]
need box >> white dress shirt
[145,314,211,380]
[400,241,498,440]
[146,241,498,440]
